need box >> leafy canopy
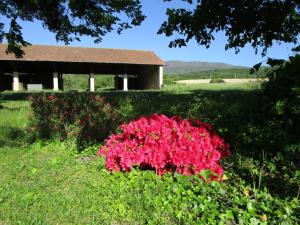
[159,0,300,56]
[1,0,299,57]
[0,0,145,57]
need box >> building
[0,44,165,92]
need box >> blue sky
[1,0,298,66]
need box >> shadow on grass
[102,90,300,198]
[0,125,28,148]
[1,92,34,100]
[1,89,299,198]
[0,105,28,111]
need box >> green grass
[164,82,262,93]
[0,100,29,147]
[63,74,114,91]
[0,141,148,224]
[0,100,29,127]
[164,67,268,84]
[0,141,298,224]
[0,82,299,224]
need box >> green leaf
[250,218,260,225]
[266,58,286,67]
[31,167,38,175]
[250,62,262,74]
[292,45,300,52]
[200,169,213,181]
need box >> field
[0,81,299,224]
[63,74,115,91]
[48,68,267,92]
[164,68,268,85]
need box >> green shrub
[29,93,120,150]
[149,173,299,225]
[262,54,300,135]
[210,78,225,83]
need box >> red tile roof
[0,44,165,66]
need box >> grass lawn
[0,142,169,224]
[163,81,262,93]
[0,82,299,224]
[0,101,29,148]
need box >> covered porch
[0,44,164,92]
[0,61,164,92]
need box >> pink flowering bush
[29,93,119,150]
[98,114,230,179]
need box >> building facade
[0,44,165,92]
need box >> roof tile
[0,44,165,66]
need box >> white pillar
[13,71,19,91]
[123,74,128,91]
[159,66,163,88]
[89,73,95,92]
[53,72,59,91]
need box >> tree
[158,0,300,137]
[0,0,145,57]
[159,0,300,56]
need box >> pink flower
[47,95,56,101]
[98,114,230,181]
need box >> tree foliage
[159,0,300,55]
[263,52,300,133]
[0,0,145,57]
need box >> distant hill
[165,60,246,74]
